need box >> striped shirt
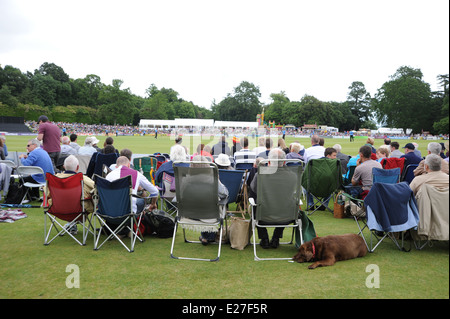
[234,149,257,164]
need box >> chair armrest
[249,197,256,207]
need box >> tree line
[0,62,448,134]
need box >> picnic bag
[228,216,251,250]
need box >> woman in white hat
[215,153,233,170]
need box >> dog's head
[292,241,315,263]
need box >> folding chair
[16,166,46,204]
[218,169,246,218]
[86,152,119,178]
[401,164,419,184]
[43,173,93,246]
[363,182,419,252]
[380,157,405,174]
[0,159,17,171]
[158,172,178,217]
[302,158,342,214]
[412,184,449,250]
[92,174,145,252]
[170,162,225,262]
[372,167,401,184]
[249,159,304,261]
[133,156,157,185]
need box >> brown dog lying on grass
[293,234,367,269]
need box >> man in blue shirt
[401,143,422,168]
[19,138,54,200]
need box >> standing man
[37,115,61,171]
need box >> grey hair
[427,142,442,155]
[268,148,286,167]
[332,144,342,152]
[424,154,442,171]
[170,144,187,162]
[28,138,41,147]
[290,142,301,153]
[63,155,79,171]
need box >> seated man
[19,138,55,201]
[401,143,422,167]
[106,156,159,214]
[351,145,382,199]
[250,148,294,249]
[60,136,77,156]
[414,142,449,176]
[409,154,449,196]
[286,142,304,161]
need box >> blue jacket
[364,182,418,232]
[21,147,54,183]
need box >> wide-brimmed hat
[215,153,231,166]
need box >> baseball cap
[403,143,415,150]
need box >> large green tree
[212,81,262,121]
[347,81,372,129]
[373,66,435,134]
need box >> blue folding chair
[92,174,144,252]
[372,167,401,184]
[86,152,119,178]
[219,169,246,217]
[364,182,419,252]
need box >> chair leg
[170,221,222,262]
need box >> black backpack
[146,210,175,238]
[4,178,25,205]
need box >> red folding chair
[44,173,94,246]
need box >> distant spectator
[256,138,273,159]
[400,143,422,168]
[78,137,98,156]
[60,136,77,155]
[376,146,390,163]
[69,133,81,152]
[413,142,449,176]
[333,143,350,174]
[390,141,403,158]
[100,137,119,154]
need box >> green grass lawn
[1,134,448,299]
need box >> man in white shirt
[304,135,326,163]
[105,156,158,214]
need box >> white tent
[139,119,257,130]
[213,121,259,129]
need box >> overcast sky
[1,0,449,109]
